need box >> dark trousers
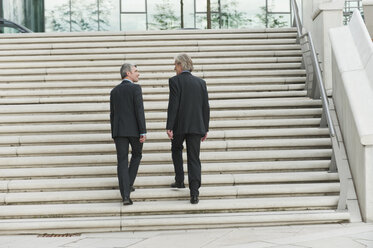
[114,137,143,200]
[171,134,202,197]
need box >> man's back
[110,80,146,138]
[166,72,209,135]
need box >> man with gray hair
[166,53,210,204]
[110,63,146,205]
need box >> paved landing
[0,223,372,248]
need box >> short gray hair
[120,63,136,79]
[175,53,193,72]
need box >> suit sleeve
[110,92,114,138]
[134,85,147,135]
[202,81,210,133]
[166,77,180,130]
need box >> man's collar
[122,79,133,83]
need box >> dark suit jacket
[110,80,146,138]
[166,72,210,135]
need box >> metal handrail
[290,0,349,211]
[290,0,335,138]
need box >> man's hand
[201,132,208,142]
[139,135,146,143]
[167,130,173,140]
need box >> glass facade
[44,0,119,32]
[0,0,306,33]
[0,0,44,32]
[344,0,364,24]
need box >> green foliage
[46,0,112,32]
[149,0,179,30]
[256,6,287,28]
[197,0,252,29]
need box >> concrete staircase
[0,28,349,234]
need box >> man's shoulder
[113,81,140,90]
[188,74,205,85]
[169,74,179,81]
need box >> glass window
[196,13,206,29]
[121,0,145,12]
[71,0,98,32]
[196,0,220,29]
[220,0,262,28]
[196,0,219,13]
[147,0,180,30]
[267,13,290,27]
[98,0,120,31]
[45,0,71,32]
[121,13,146,31]
[196,0,206,12]
[1,27,22,33]
[268,0,290,13]
[183,0,195,28]
[2,0,25,25]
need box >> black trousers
[171,134,202,197]
[114,137,143,200]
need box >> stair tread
[0,57,303,69]
[0,111,321,124]
[0,171,339,191]
[0,128,329,145]
[0,196,340,217]
[0,210,348,233]
[1,183,340,204]
[0,27,348,232]
[0,160,331,178]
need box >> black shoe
[130,186,135,192]
[190,195,199,204]
[171,182,185,188]
[123,197,133,205]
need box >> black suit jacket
[110,80,146,138]
[166,72,210,135]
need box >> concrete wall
[329,10,373,222]
[308,0,344,95]
[363,0,373,38]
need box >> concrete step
[0,171,339,192]
[0,128,329,146]
[0,91,309,104]
[0,149,332,167]
[0,109,320,124]
[0,57,303,69]
[0,196,340,218]
[0,84,306,95]
[0,210,349,234]
[0,160,331,179]
[0,50,303,63]
[0,77,306,88]
[0,63,303,76]
[0,44,302,57]
[0,27,348,233]
[0,70,306,83]
[0,183,340,204]
[0,99,321,114]
[0,28,297,44]
[0,138,332,156]
[0,28,297,38]
[0,39,299,51]
[0,119,323,135]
